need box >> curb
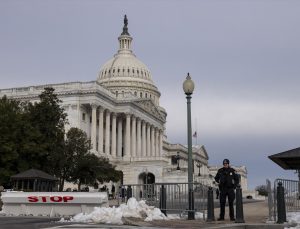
[123,217,154,227]
[124,218,286,229]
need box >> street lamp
[175,152,181,170]
[183,72,195,220]
[197,162,202,177]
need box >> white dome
[97,16,160,104]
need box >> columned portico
[82,104,164,160]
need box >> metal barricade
[1,191,109,217]
[122,182,212,217]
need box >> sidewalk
[123,200,284,229]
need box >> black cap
[223,159,230,164]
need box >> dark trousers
[219,188,235,219]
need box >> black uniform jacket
[214,167,239,191]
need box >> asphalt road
[0,216,166,229]
[0,216,161,229]
[0,216,63,229]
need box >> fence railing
[275,178,300,210]
[268,178,300,222]
[266,179,274,221]
[121,182,214,216]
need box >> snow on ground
[285,212,300,229]
[59,197,205,225]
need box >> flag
[193,131,197,138]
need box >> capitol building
[0,16,247,190]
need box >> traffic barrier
[0,191,108,217]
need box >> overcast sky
[1,0,300,189]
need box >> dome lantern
[118,15,133,53]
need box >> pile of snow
[60,197,206,225]
[285,212,300,229]
[61,197,167,225]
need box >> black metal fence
[121,182,213,217]
[268,178,300,222]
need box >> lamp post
[183,72,195,220]
[175,152,181,170]
[197,162,202,177]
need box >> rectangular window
[82,113,86,121]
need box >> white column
[91,104,97,152]
[117,117,123,157]
[111,113,117,158]
[125,113,131,158]
[105,110,110,155]
[136,118,141,157]
[146,123,150,157]
[98,107,104,154]
[142,121,146,157]
[151,126,155,157]
[159,129,163,156]
[155,128,159,157]
[131,116,136,157]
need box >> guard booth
[10,169,58,192]
[269,147,300,189]
[268,147,300,221]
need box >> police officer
[214,159,239,221]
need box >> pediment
[133,99,165,122]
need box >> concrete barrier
[0,192,108,217]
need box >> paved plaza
[124,200,284,229]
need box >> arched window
[134,91,137,96]
[140,92,142,98]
